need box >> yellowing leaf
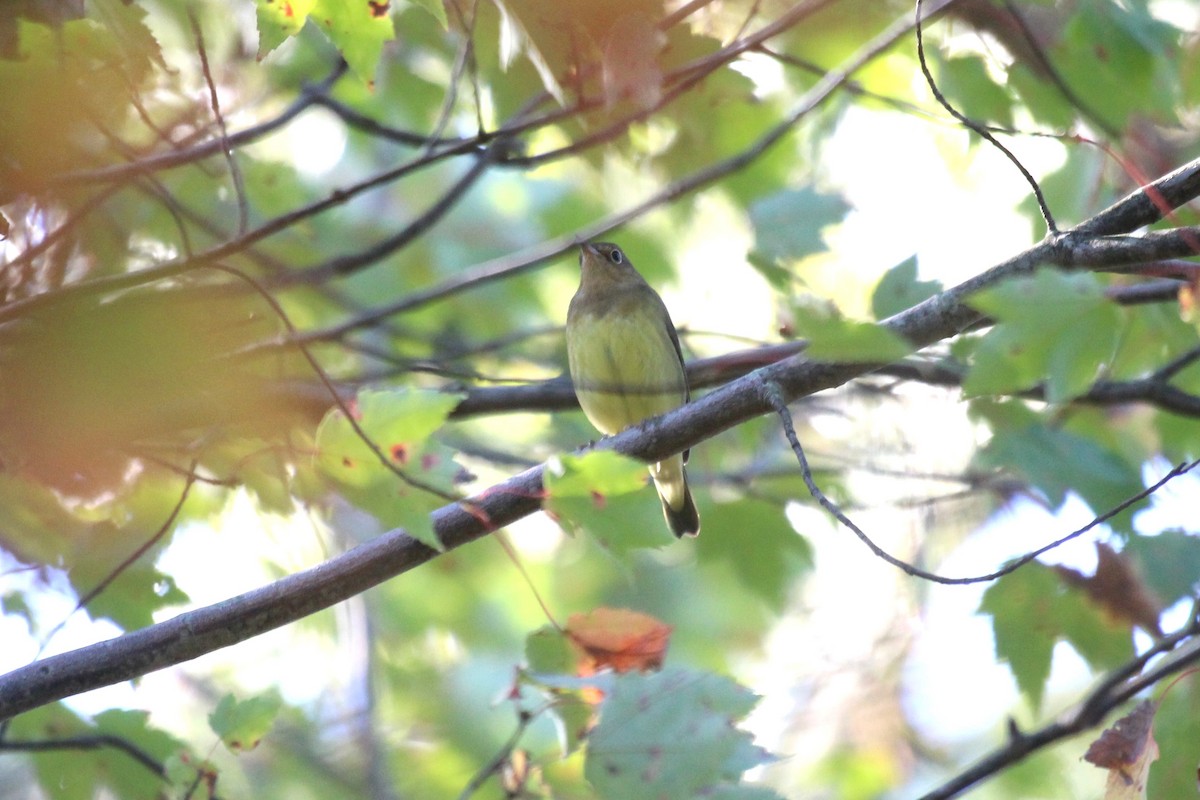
[256,0,317,56]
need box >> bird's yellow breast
[566,303,686,436]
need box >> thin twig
[919,611,1200,799]
[762,374,1200,585]
[915,0,1058,233]
[33,463,200,657]
[189,11,248,236]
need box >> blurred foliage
[1,0,1200,798]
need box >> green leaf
[550,697,594,759]
[256,0,316,57]
[696,499,813,611]
[748,187,849,264]
[585,669,773,799]
[1056,580,1135,671]
[746,250,796,292]
[1008,61,1079,130]
[317,388,463,485]
[965,269,1121,402]
[405,0,448,29]
[980,565,1058,711]
[1146,678,1200,799]
[871,256,942,320]
[1016,147,1110,239]
[316,389,466,549]
[808,748,902,800]
[310,0,395,85]
[544,451,676,555]
[9,704,99,800]
[975,420,1141,511]
[1124,530,1200,608]
[164,752,219,795]
[81,563,190,631]
[547,489,675,556]
[94,710,189,799]
[791,305,911,363]
[980,563,1134,711]
[524,627,595,757]
[209,691,283,753]
[1054,0,1180,130]
[525,625,575,675]
[9,704,189,800]
[1,591,33,629]
[936,54,1014,128]
[544,451,649,498]
[54,476,195,631]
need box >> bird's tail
[652,456,700,537]
[660,481,700,538]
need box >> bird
[565,241,700,537]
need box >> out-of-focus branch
[919,608,1200,799]
[3,151,1200,721]
[28,64,346,193]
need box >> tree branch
[4,57,1200,737]
[919,609,1200,799]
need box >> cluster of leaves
[2,0,1200,798]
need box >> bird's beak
[579,242,596,269]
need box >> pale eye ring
[609,249,623,264]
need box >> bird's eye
[609,248,623,264]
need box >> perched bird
[565,241,700,537]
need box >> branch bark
[3,154,1200,722]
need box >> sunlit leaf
[310,0,395,85]
[546,488,674,556]
[966,269,1121,402]
[980,564,1058,711]
[526,624,575,675]
[791,305,912,363]
[936,54,1015,128]
[256,0,317,56]
[209,692,283,753]
[316,389,463,482]
[544,451,648,498]
[871,256,942,320]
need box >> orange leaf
[566,607,673,675]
